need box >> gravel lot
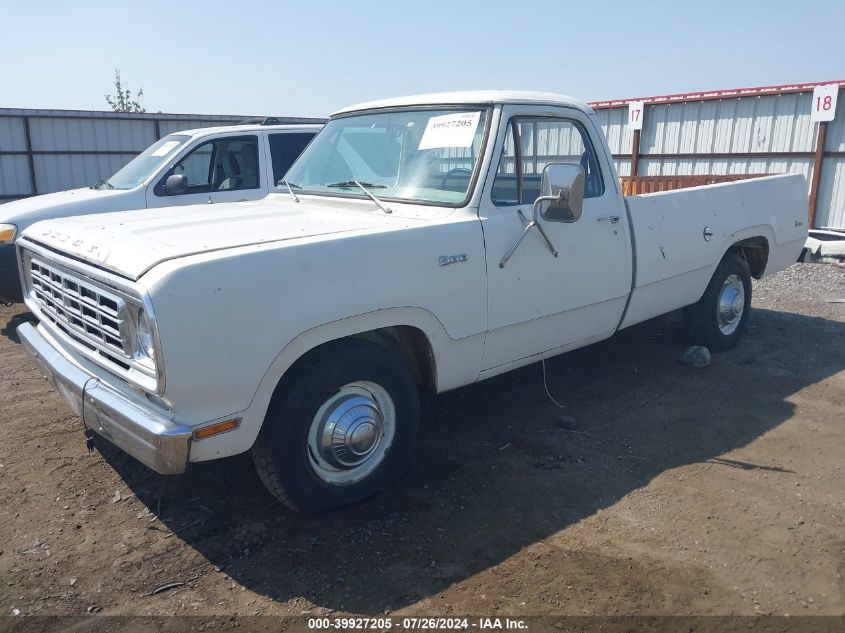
[1,263,843,620]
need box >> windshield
[106,134,190,190]
[280,108,489,206]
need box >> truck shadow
[1,310,36,344]
[100,306,844,613]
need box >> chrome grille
[28,257,131,358]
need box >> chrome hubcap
[717,274,745,335]
[307,382,395,485]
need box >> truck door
[479,106,632,372]
[146,134,266,208]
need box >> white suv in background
[0,120,322,301]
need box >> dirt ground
[1,263,844,620]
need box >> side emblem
[439,254,468,267]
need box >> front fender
[141,217,487,463]
[188,307,484,462]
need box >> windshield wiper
[280,179,300,203]
[327,180,392,214]
[90,179,114,191]
[327,181,386,189]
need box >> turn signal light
[0,224,16,244]
[192,418,240,441]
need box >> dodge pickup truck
[0,120,321,301]
[16,91,807,513]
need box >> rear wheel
[684,252,752,352]
[252,339,420,513]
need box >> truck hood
[21,197,394,280]
[1,187,135,230]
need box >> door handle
[597,216,621,224]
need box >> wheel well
[278,326,437,397]
[729,236,769,278]
[351,326,437,394]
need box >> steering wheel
[441,168,472,189]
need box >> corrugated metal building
[0,108,325,203]
[590,80,845,230]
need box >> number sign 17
[811,84,839,122]
[628,101,645,130]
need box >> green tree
[105,68,145,113]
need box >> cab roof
[174,123,323,138]
[332,90,594,117]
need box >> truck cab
[0,121,322,301]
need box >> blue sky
[2,0,843,117]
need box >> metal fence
[0,108,325,202]
[4,84,845,231]
[590,81,845,230]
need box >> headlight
[0,224,17,245]
[135,308,156,364]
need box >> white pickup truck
[16,91,807,513]
[0,121,321,301]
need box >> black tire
[684,252,752,352]
[252,338,420,513]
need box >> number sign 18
[811,84,839,122]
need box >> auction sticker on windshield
[418,112,480,150]
[151,140,181,157]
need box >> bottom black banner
[1,615,844,633]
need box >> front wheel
[684,252,752,352]
[252,339,420,513]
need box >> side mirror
[537,163,585,223]
[164,173,188,195]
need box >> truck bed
[619,173,808,329]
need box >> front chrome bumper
[18,322,191,474]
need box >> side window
[216,137,259,191]
[492,117,603,206]
[173,141,214,193]
[159,135,260,195]
[268,132,316,185]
